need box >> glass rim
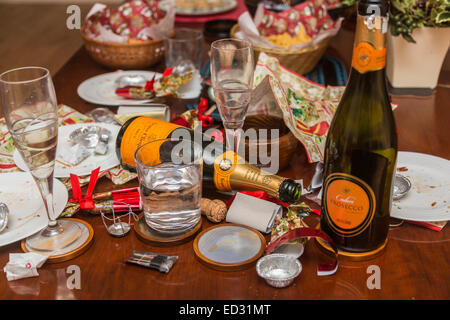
[211,38,253,51]
[134,138,203,169]
[0,66,50,85]
[164,27,203,42]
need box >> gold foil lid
[115,104,170,125]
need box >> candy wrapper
[234,1,343,50]
[83,0,175,43]
[172,98,215,129]
[250,53,398,163]
[115,68,194,100]
[270,202,312,247]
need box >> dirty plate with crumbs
[391,152,450,222]
[0,172,68,247]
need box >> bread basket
[230,24,330,75]
[81,28,169,69]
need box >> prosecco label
[323,173,376,237]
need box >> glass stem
[225,128,243,155]
[34,175,58,228]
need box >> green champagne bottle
[320,0,398,255]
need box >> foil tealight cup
[256,254,302,288]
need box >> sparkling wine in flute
[0,66,91,258]
[214,79,251,129]
[12,114,58,180]
[116,116,302,203]
[320,0,398,255]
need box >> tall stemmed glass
[210,39,254,154]
[0,67,85,255]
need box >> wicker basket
[81,29,168,69]
[230,25,330,75]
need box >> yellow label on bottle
[352,42,386,74]
[213,151,240,191]
[323,173,376,237]
[120,117,181,167]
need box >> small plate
[14,123,121,178]
[391,152,450,222]
[159,0,237,16]
[0,172,68,247]
[77,70,202,106]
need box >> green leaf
[342,0,356,7]
[392,0,407,13]
[436,11,450,24]
[402,33,416,43]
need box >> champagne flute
[210,39,254,154]
[0,67,85,255]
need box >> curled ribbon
[265,227,339,276]
[69,167,100,210]
[197,98,213,128]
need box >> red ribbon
[69,167,100,210]
[144,74,156,92]
[266,227,339,276]
[197,98,213,128]
[162,67,173,77]
[226,190,290,208]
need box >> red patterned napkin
[84,0,172,42]
[258,0,335,38]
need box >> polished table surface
[0,26,449,300]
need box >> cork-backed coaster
[193,224,266,272]
[315,236,388,261]
[134,214,202,246]
[21,218,94,263]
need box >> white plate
[77,70,202,106]
[0,172,68,247]
[391,152,450,222]
[14,123,121,178]
[159,0,237,16]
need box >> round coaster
[134,214,202,246]
[21,218,94,263]
[193,224,266,272]
[315,237,388,261]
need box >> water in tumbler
[140,162,202,234]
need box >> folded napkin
[3,253,48,281]
[225,192,282,233]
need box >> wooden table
[0,28,449,301]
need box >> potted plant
[387,0,450,94]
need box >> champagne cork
[201,198,227,223]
